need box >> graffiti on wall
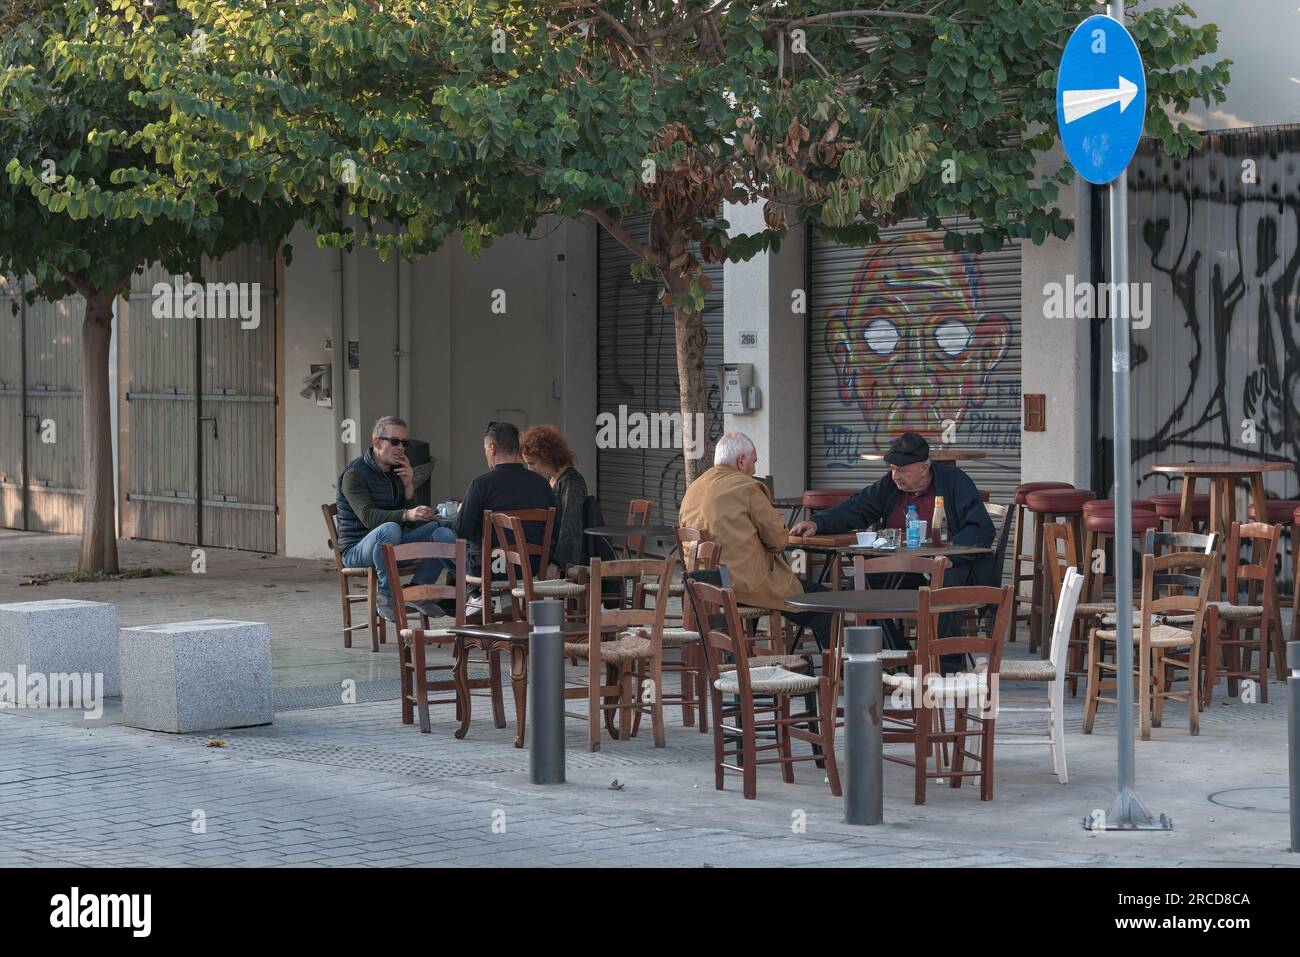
[821,232,1018,467]
[1123,131,1300,501]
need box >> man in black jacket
[336,416,455,622]
[790,432,995,653]
[454,422,556,576]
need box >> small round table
[1149,461,1295,542]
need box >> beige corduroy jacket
[678,464,801,608]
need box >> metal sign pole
[1098,0,1168,831]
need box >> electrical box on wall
[722,363,760,414]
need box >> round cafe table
[1149,461,1294,542]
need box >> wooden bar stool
[1080,500,1160,604]
[1023,488,1096,657]
[1009,482,1074,644]
[1149,492,1210,533]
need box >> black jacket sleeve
[811,477,888,534]
[454,476,484,543]
[938,464,995,568]
[551,469,589,568]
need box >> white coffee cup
[855,531,874,547]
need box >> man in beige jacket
[679,432,832,648]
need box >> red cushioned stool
[1082,506,1163,606]
[1246,499,1300,675]
[1148,492,1211,533]
[1023,488,1097,657]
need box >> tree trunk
[674,304,711,485]
[78,292,119,575]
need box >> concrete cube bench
[120,619,272,733]
[0,599,120,702]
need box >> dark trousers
[865,563,978,672]
[783,580,835,651]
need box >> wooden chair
[467,508,563,624]
[668,526,714,731]
[849,553,947,648]
[982,566,1082,784]
[684,577,841,800]
[492,511,586,621]
[564,555,676,750]
[322,504,379,650]
[622,498,652,560]
[1083,549,1214,738]
[881,584,1014,803]
[1042,520,1115,696]
[1203,521,1282,705]
[380,538,502,736]
[322,503,427,652]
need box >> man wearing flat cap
[790,431,996,591]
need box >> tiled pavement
[2,530,1297,867]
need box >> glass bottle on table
[932,495,946,544]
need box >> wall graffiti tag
[1113,127,1300,504]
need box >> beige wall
[282,217,597,559]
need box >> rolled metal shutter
[809,219,1023,506]
[597,213,724,526]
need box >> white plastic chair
[983,565,1082,783]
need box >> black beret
[884,432,930,466]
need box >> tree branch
[584,208,656,265]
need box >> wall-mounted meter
[722,362,761,414]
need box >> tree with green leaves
[34,0,1229,487]
[0,0,302,572]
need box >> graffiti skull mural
[824,233,1012,443]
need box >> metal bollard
[529,599,566,785]
[843,626,884,825]
[1288,641,1299,852]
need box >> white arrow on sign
[1062,75,1138,124]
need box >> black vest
[335,450,405,552]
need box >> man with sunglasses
[335,416,455,622]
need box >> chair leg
[680,645,696,728]
[1270,592,1287,683]
[588,654,602,752]
[1203,614,1219,708]
[1258,612,1271,705]
[1009,504,1025,643]
[1050,679,1068,784]
[340,576,354,649]
[650,655,666,749]
[488,651,507,729]
[740,693,758,800]
[776,697,795,784]
[1188,640,1201,736]
[695,645,710,733]
[367,571,380,653]
[399,638,414,726]
[819,681,842,797]
[980,717,996,801]
[711,689,726,792]
[1151,648,1166,728]
[1083,630,1101,735]
[454,643,472,740]
[914,709,929,805]
[413,641,432,734]
[1139,643,1152,740]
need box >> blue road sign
[1055,14,1146,185]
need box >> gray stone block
[119,619,272,733]
[0,599,120,699]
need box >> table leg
[510,643,528,749]
[1207,478,1223,545]
[1249,474,1267,527]
[1177,474,1197,533]
[1028,512,1045,655]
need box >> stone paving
[1,530,1297,867]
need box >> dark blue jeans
[342,522,455,598]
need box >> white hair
[714,431,756,467]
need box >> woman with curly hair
[519,425,590,574]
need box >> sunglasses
[378,436,410,448]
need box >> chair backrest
[493,511,557,620]
[850,554,947,590]
[912,584,1013,710]
[321,503,345,569]
[1047,566,1084,671]
[1224,521,1281,607]
[1140,549,1214,648]
[675,525,716,573]
[380,539,468,633]
[684,577,752,692]
[587,554,674,649]
[985,502,1013,585]
[1041,520,1078,608]
[624,498,652,559]
[1145,529,1217,557]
